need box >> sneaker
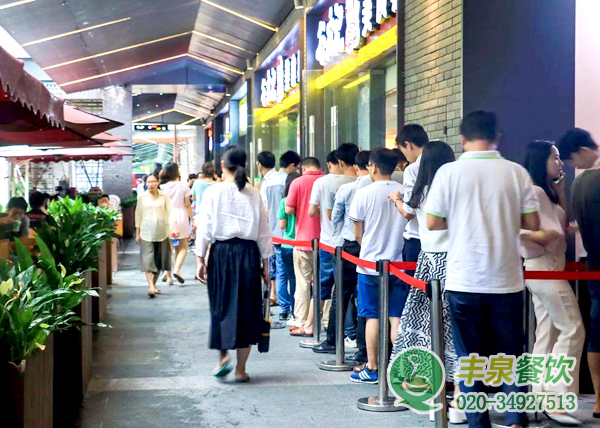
[350,367,378,384]
[286,316,303,328]
[344,337,357,348]
[279,311,290,321]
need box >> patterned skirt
[391,251,457,383]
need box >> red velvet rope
[388,263,428,292]
[341,250,377,271]
[390,261,418,270]
[318,242,336,254]
[271,237,313,248]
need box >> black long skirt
[207,238,263,350]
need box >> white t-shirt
[425,150,539,294]
[415,190,448,253]
[309,174,342,246]
[356,171,403,190]
[402,155,421,240]
[349,180,408,275]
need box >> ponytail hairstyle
[223,145,248,191]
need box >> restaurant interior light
[202,0,278,32]
[22,17,131,47]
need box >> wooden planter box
[0,334,54,428]
[53,271,93,427]
[92,242,108,323]
[122,206,135,238]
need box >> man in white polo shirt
[349,148,409,384]
[426,111,540,428]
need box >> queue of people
[130,110,600,428]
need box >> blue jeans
[447,291,527,428]
[320,249,336,300]
[274,245,294,313]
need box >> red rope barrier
[318,242,336,254]
[388,263,428,292]
[524,271,600,281]
[565,262,587,271]
[271,237,313,248]
[341,250,377,271]
[390,261,418,271]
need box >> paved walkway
[78,241,596,428]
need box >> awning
[3,147,133,163]
[0,45,64,128]
[64,105,123,137]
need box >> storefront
[307,0,399,156]
[253,23,302,173]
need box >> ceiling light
[246,58,254,71]
[44,32,189,70]
[133,108,177,123]
[294,0,303,9]
[60,54,186,87]
[225,87,231,97]
[0,0,35,10]
[187,53,244,75]
[202,0,277,32]
[23,17,131,47]
[192,31,255,54]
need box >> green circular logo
[388,346,446,414]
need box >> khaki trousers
[293,249,313,324]
[525,253,585,394]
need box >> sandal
[289,326,313,337]
[212,361,232,378]
[148,290,156,298]
[235,374,251,383]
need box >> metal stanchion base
[299,339,320,348]
[318,358,354,371]
[270,321,286,330]
[357,396,406,412]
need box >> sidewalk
[78,240,597,428]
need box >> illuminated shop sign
[133,124,168,131]
[315,0,397,66]
[260,51,300,108]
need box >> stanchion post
[430,279,447,428]
[319,246,353,371]
[357,260,402,412]
[300,239,322,348]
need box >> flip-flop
[212,361,232,378]
[289,327,313,337]
[235,375,250,383]
[173,272,185,284]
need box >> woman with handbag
[196,145,272,382]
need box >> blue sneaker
[350,367,378,384]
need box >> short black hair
[355,151,371,170]
[29,191,46,209]
[280,150,301,168]
[557,128,598,160]
[369,148,399,176]
[398,124,429,148]
[257,151,276,169]
[201,162,215,178]
[284,172,301,197]
[326,150,339,165]
[8,197,27,212]
[99,194,110,199]
[301,157,321,169]
[336,143,359,166]
[460,111,498,142]
[392,148,408,165]
[188,173,198,180]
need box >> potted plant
[35,197,116,424]
[0,239,97,428]
[120,193,137,238]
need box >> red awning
[64,105,123,137]
[0,45,64,128]
[3,147,132,163]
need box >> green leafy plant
[0,239,98,368]
[36,197,118,277]
[121,193,137,209]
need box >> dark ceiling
[0,0,294,122]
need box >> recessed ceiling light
[202,0,277,32]
[23,17,131,47]
[0,0,35,11]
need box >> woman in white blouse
[135,173,177,297]
[196,145,272,382]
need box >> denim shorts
[357,274,409,319]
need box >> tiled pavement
[78,241,597,428]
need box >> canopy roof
[3,146,133,163]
